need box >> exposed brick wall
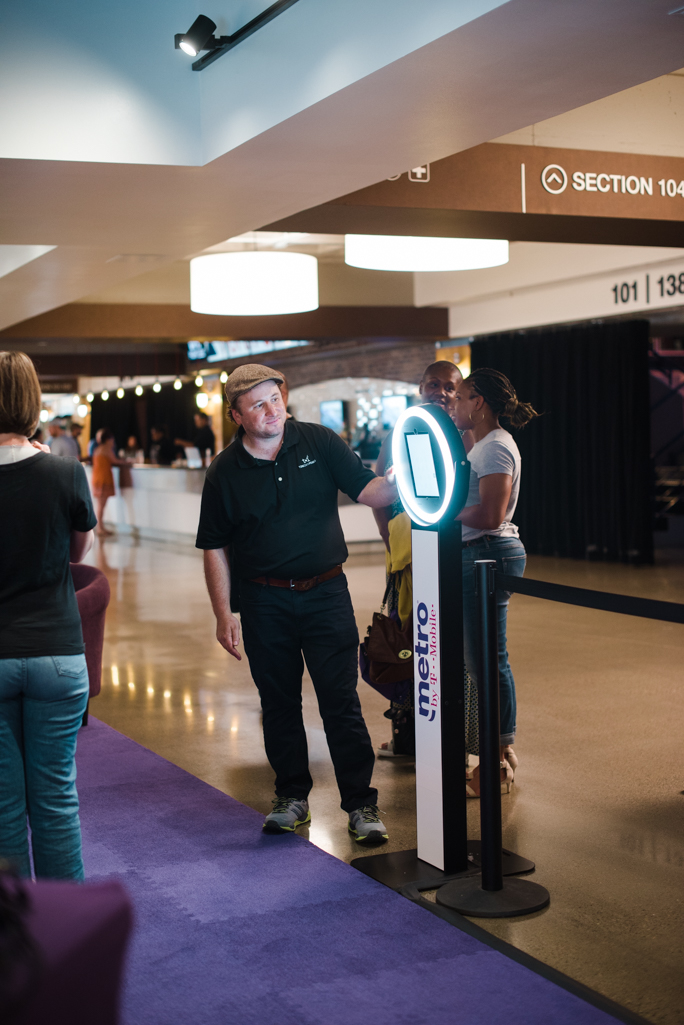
[250,339,439,389]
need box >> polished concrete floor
[86,536,684,1025]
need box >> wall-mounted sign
[340,143,684,222]
[266,144,684,247]
[448,254,684,338]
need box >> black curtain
[91,383,198,454]
[470,320,652,563]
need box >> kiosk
[393,403,470,874]
[353,403,471,886]
[353,403,544,909]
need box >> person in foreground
[197,364,398,843]
[0,351,96,880]
[451,368,538,797]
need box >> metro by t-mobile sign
[392,404,469,872]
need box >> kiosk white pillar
[352,403,471,886]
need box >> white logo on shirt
[298,455,316,469]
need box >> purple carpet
[76,718,627,1025]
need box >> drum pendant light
[190,252,319,316]
[344,234,509,272]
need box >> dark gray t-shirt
[0,452,97,657]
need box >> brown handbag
[361,577,414,686]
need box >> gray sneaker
[348,805,388,845]
[262,797,310,834]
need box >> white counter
[85,464,381,545]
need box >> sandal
[466,761,514,798]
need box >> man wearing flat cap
[196,364,398,843]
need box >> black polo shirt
[195,420,375,580]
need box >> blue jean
[462,536,526,746]
[0,655,89,880]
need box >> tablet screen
[405,433,439,498]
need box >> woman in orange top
[91,429,127,536]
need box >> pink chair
[70,564,111,726]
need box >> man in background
[70,422,84,460]
[175,412,215,458]
[149,426,176,466]
[48,420,80,459]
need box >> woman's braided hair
[466,368,538,429]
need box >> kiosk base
[350,842,535,891]
[436,876,550,918]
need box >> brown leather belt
[250,564,343,591]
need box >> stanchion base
[466,840,535,876]
[351,842,534,890]
[436,876,550,918]
[350,848,474,890]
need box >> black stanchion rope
[496,573,684,624]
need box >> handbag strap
[380,572,397,614]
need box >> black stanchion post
[476,560,503,893]
[435,561,551,917]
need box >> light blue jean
[0,655,89,880]
[462,535,527,746]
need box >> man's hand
[357,473,398,509]
[216,613,242,660]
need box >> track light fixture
[175,0,300,71]
[174,15,222,58]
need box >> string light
[116,387,124,399]
[101,390,109,401]
[174,378,182,390]
[86,392,94,402]
[72,394,80,404]
[135,384,143,396]
[152,381,161,393]
[195,375,203,387]
[219,371,228,384]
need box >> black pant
[240,573,377,813]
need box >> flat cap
[224,364,284,406]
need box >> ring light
[391,404,467,527]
